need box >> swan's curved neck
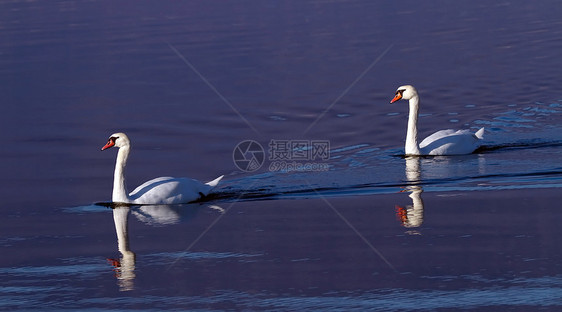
[113,146,131,203]
[405,96,421,155]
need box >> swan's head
[390,85,418,103]
[101,132,130,151]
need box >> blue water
[1,1,562,311]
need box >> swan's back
[420,127,484,155]
[129,176,220,205]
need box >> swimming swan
[390,85,484,156]
[101,132,223,204]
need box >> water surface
[1,1,562,311]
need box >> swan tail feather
[475,127,485,140]
[205,175,224,188]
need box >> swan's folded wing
[129,177,206,204]
[419,129,458,148]
[421,129,482,155]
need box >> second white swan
[390,85,484,156]
[101,132,224,205]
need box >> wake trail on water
[210,101,562,202]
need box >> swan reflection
[107,203,223,291]
[396,157,424,233]
[107,205,135,291]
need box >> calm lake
[1,1,562,311]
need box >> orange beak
[390,93,402,103]
[101,141,115,151]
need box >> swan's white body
[391,85,484,156]
[102,132,223,205]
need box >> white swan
[101,132,224,204]
[390,85,485,156]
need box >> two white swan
[390,85,484,156]
[102,132,223,205]
[100,86,482,203]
